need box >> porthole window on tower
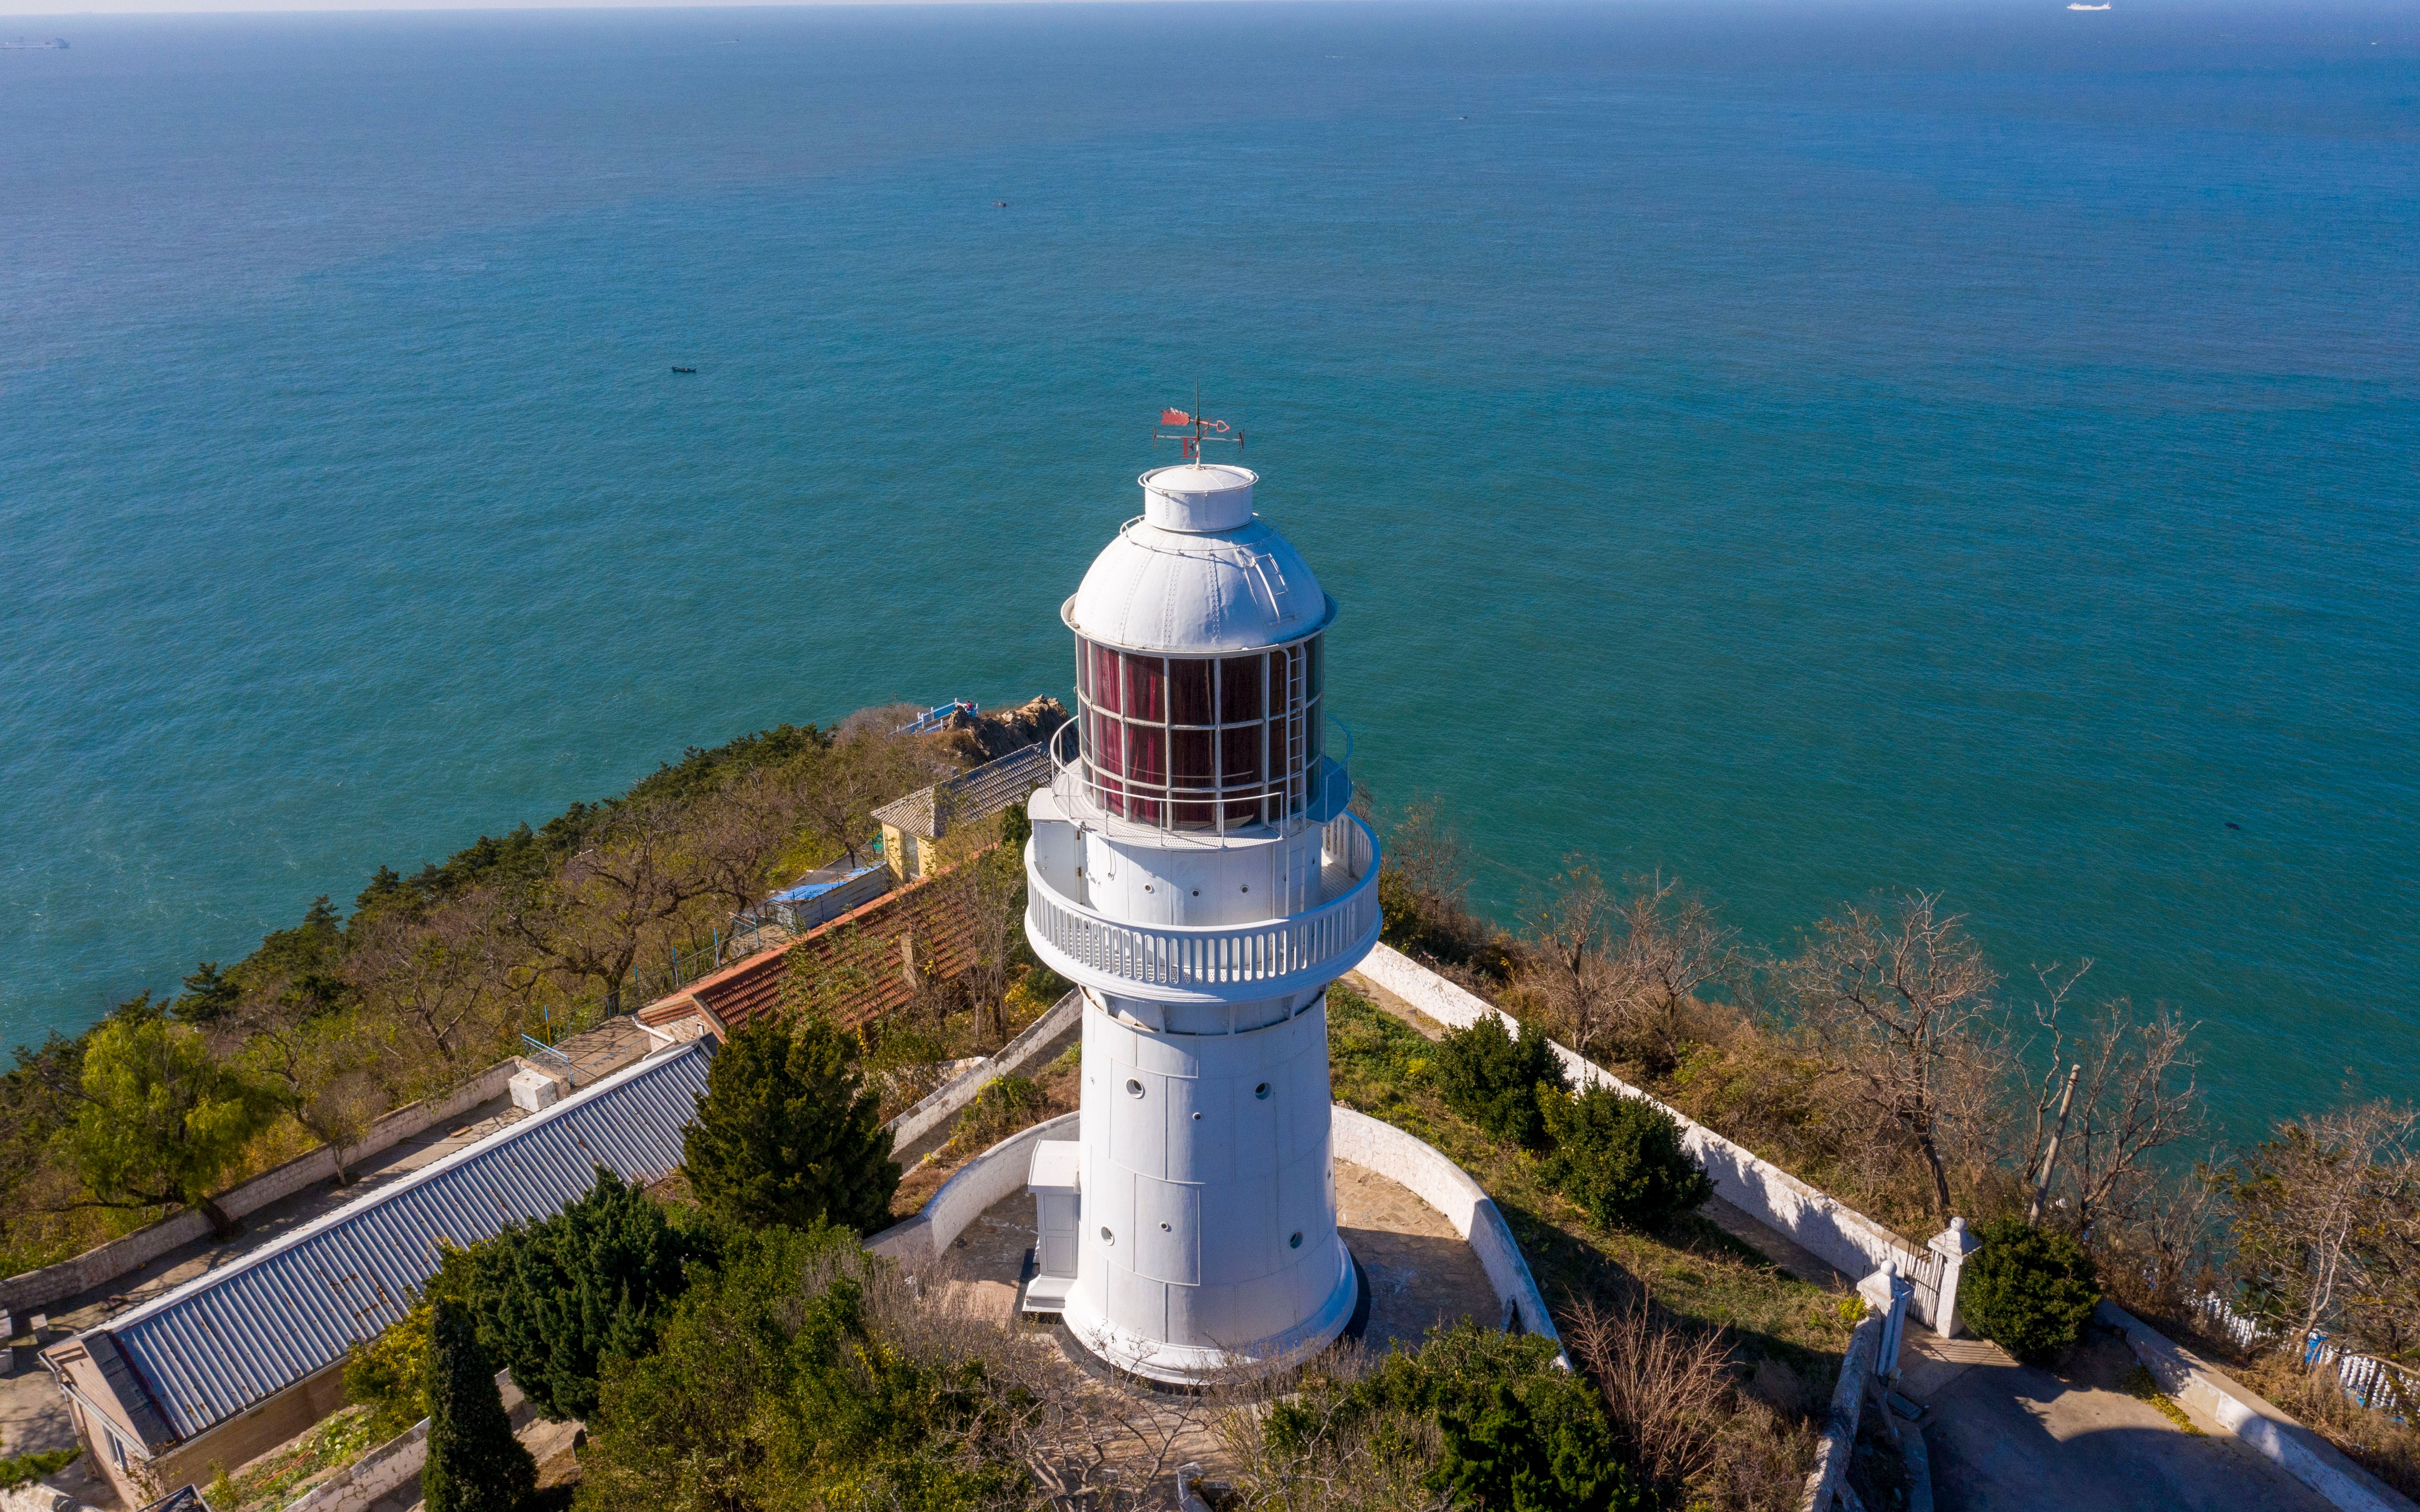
[1125,1078,1144,1098]
[1071,634,1325,831]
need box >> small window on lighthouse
[1254,1082,1271,1100]
[1126,1078,1144,1098]
[1101,1227,1115,1245]
[1289,1232,1304,1249]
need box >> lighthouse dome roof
[1066,469,1330,654]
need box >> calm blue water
[3,1,2414,1137]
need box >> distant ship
[0,36,70,48]
[2066,4,2110,9]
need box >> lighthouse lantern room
[1020,434,1383,1383]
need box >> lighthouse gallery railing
[1024,812,1381,995]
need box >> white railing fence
[1023,814,1380,997]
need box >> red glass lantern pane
[1170,657,1214,726]
[1124,654,1167,722]
[1219,654,1264,723]
[1091,642,1123,714]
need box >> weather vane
[1154,391,1244,462]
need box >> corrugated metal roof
[93,1040,712,1443]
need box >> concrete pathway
[1904,1326,2329,1512]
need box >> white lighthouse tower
[1020,432,1383,1383]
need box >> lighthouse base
[1059,1236,1361,1385]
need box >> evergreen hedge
[1540,1086,1714,1232]
[1432,1015,1568,1150]
[1961,1218,2102,1364]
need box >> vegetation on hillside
[1372,797,2420,1491]
[0,705,1066,1274]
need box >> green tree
[1434,1014,1568,1150]
[422,1299,536,1512]
[58,1008,280,1232]
[578,1226,1019,1512]
[1962,1218,2102,1364]
[683,1012,900,1234]
[172,961,242,1025]
[1540,1086,1714,1232]
[474,1167,698,1420]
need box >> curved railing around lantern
[1023,809,1382,1005]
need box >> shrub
[422,1299,536,1512]
[1434,1014,1568,1150]
[1961,1218,2102,1363]
[345,1297,436,1438]
[1541,1086,1714,1231]
[474,1166,700,1421]
[1261,1323,1640,1512]
[0,1449,80,1490]
[683,1010,900,1234]
[949,1075,1047,1154]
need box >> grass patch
[2119,1365,2203,1435]
[1326,984,1855,1380]
[204,1404,383,1512]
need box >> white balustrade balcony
[1024,811,1382,1006]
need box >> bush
[1541,1087,1714,1232]
[0,1449,80,1490]
[1434,1015,1568,1150]
[345,1298,437,1439]
[1261,1323,1640,1512]
[1961,1218,2102,1363]
[948,1075,1047,1154]
[683,1010,900,1234]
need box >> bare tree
[1783,894,2005,1218]
[1519,858,1620,1061]
[797,724,954,868]
[690,763,808,917]
[500,798,719,1013]
[1602,874,1740,1075]
[220,973,385,1183]
[2016,962,2205,1236]
[346,891,526,1093]
[2222,1099,2420,1363]
[938,840,1027,1050]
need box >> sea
[2,0,2413,1141]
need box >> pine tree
[422,1299,536,1512]
[683,1011,901,1234]
[478,1167,696,1420]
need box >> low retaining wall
[867,1113,1083,1265]
[2099,1302,2418,1512]
[868,1103,1567,1369]
[1800,1310,1885,1512]
[887,991,1083,1151]
[1329,1106,1564,1361]
[0,1061,522,1315]
[1353,946,1924,1288]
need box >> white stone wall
[1352,944,1926,1284]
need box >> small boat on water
[670,366,697,374]
[0,35,70,48]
